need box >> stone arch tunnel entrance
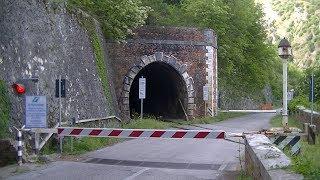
[129,62,187,119]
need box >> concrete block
[188,98,194,104]
[127,71,136,79]
[122,98,129,105]
[155,52,164,61]
[141,55,150,65]
[179,64,187,74]
[122,104,129,111]
[123,84,130,92]
[122,91,129,98]
[244,134,301,180]
[168,56,177,66]
[188,104,196,110]
[124,76,133,85]
[188,90,194,98]
[148,54,156,63]
[187,84,194,92]
[182,72,189,79]
[163,55,170,63]
[130,66,141,74]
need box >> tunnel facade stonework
[107,26,218,120]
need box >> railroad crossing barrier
[14,127,225,165]
[57,127,226,139]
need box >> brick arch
[119,52,195,119]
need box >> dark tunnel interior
[129,62,187,119]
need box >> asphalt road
[6,112,276,180]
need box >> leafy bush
[288,96,309,113]
[0,80,11,139]
[68,0,150,40]
[291,137,320,179]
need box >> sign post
[25,95,47,154]
[309,74,314,125]
[203,86,209,116]
[139,77,146,119]
[55,76,66,153]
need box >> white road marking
[123,168,150,180]
[218,163,228,171]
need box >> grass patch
[290,136,320,179]
[168,112,248,125]
[237,171,253,180]
[63,137,120,155]
[122,118,175,129]
[270,115,302,129]
[0,80,11,139]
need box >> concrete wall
[107,26,218,119]
[0,0,117,130]
[245,134,302,180]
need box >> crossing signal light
[12,83,26,95]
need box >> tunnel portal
[129,62,187,119]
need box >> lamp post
[278,38,292,129]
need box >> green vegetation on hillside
[67,0,150,40]
[0,80,11,139]
[70,11,114,114]
[68,0,283,104]
[141,0,283,101]
[260,0,320,68]
[287,66,320,113]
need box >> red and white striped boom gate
[57,127,226,139]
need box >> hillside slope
[257,0,320,68]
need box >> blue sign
[25,96,47,128]
[309,75,315,102]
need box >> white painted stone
[148,55,156,62]
[245,134,291,170]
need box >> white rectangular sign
[288,91,294,101]
[25,96,47,128]
[139,77,146,99]
[203,86,209,101]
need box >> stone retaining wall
[294,107,319,134]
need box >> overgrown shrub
[0,80,11,139]
[288,95,309,113]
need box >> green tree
[141,0,282,101]
[68,0,150,40]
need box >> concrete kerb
[244,134,303,180]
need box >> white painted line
[218,163,228,171]
[123,168,150,180]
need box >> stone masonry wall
[0,0,117,131]
[107,26,218,119]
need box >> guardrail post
[308,124,316,145]
[17,130,23,166]
[34,132,40,155]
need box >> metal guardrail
[219,109,279,113]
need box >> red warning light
[12,83,26,95]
